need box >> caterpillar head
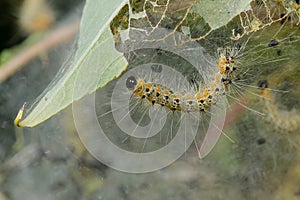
[257,80,270,97]
[126,76,137,90]
[257,80,268,89]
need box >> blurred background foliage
[1,0,300,199]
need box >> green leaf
[18,0,128,127]
[192,0,252,30]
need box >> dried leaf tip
[14,102,26,127]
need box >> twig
[0,20,80,83]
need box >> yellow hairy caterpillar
[125,46,240,114]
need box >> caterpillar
[125,46,240,114]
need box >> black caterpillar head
[257,80,268,89]
[126,76,137,90]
